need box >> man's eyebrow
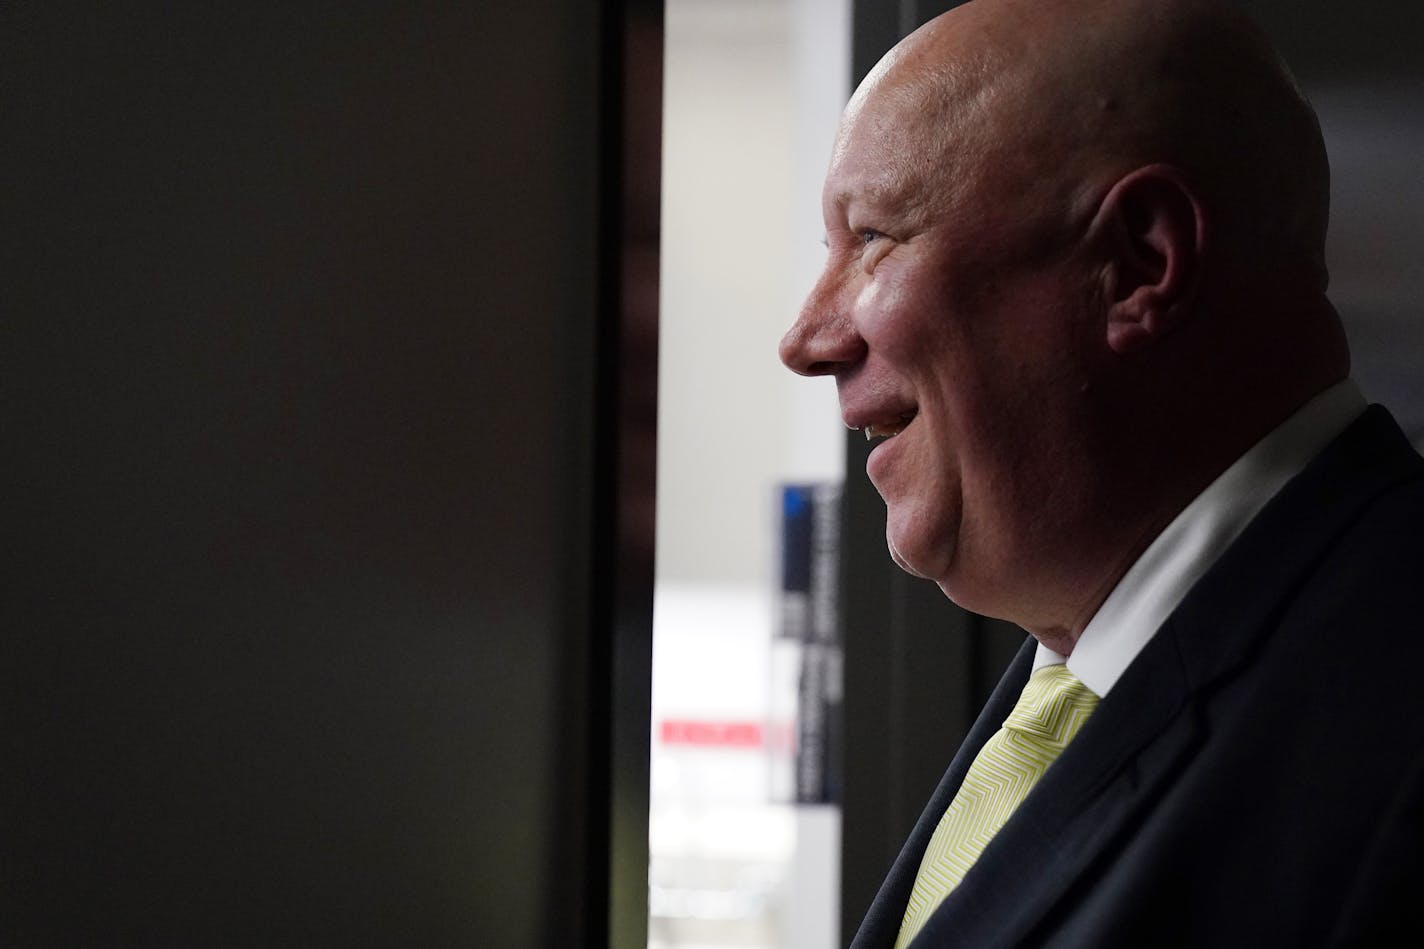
[830,172,916,218]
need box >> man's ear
[1090,165,1207,354]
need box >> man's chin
[886,532,935,581]
[888,539,985,614]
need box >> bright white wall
[657,0,848,587]
[653,7,852,947]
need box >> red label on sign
[659,719,765,748]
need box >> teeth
[864,419,911,441]
[857,412,916,442]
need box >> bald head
[850,0,1331,285]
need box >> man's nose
[779,285,866,377]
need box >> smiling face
[780,63,1109,621]
[780,0,1349,638]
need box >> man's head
[779,0,1348,646]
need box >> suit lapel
[912,618,1202,946]
[850,639,1037,948]
[1168,406,1424,689]
[896,407,1424,946]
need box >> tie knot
[1002,664,1099,746]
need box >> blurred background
[651,2,847,947]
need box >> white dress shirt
[1033,379,1368,697]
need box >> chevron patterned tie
[894,663,1099,948]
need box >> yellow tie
[894,664,1099,948]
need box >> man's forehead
[824,88,956,217]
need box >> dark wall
[1240,0,1424,80]
[2,3,655,946]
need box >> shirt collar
[1033,379,1368,694]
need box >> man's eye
[859,229,893,273]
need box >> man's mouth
[862,411,917,442]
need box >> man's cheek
[854,279,886,325]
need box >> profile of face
[779,69,1102,616]
[780,0,1341,630]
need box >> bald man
[781,0,1424,945]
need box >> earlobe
[1092,165,1207,355]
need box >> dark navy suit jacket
[852,406,1424,948]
